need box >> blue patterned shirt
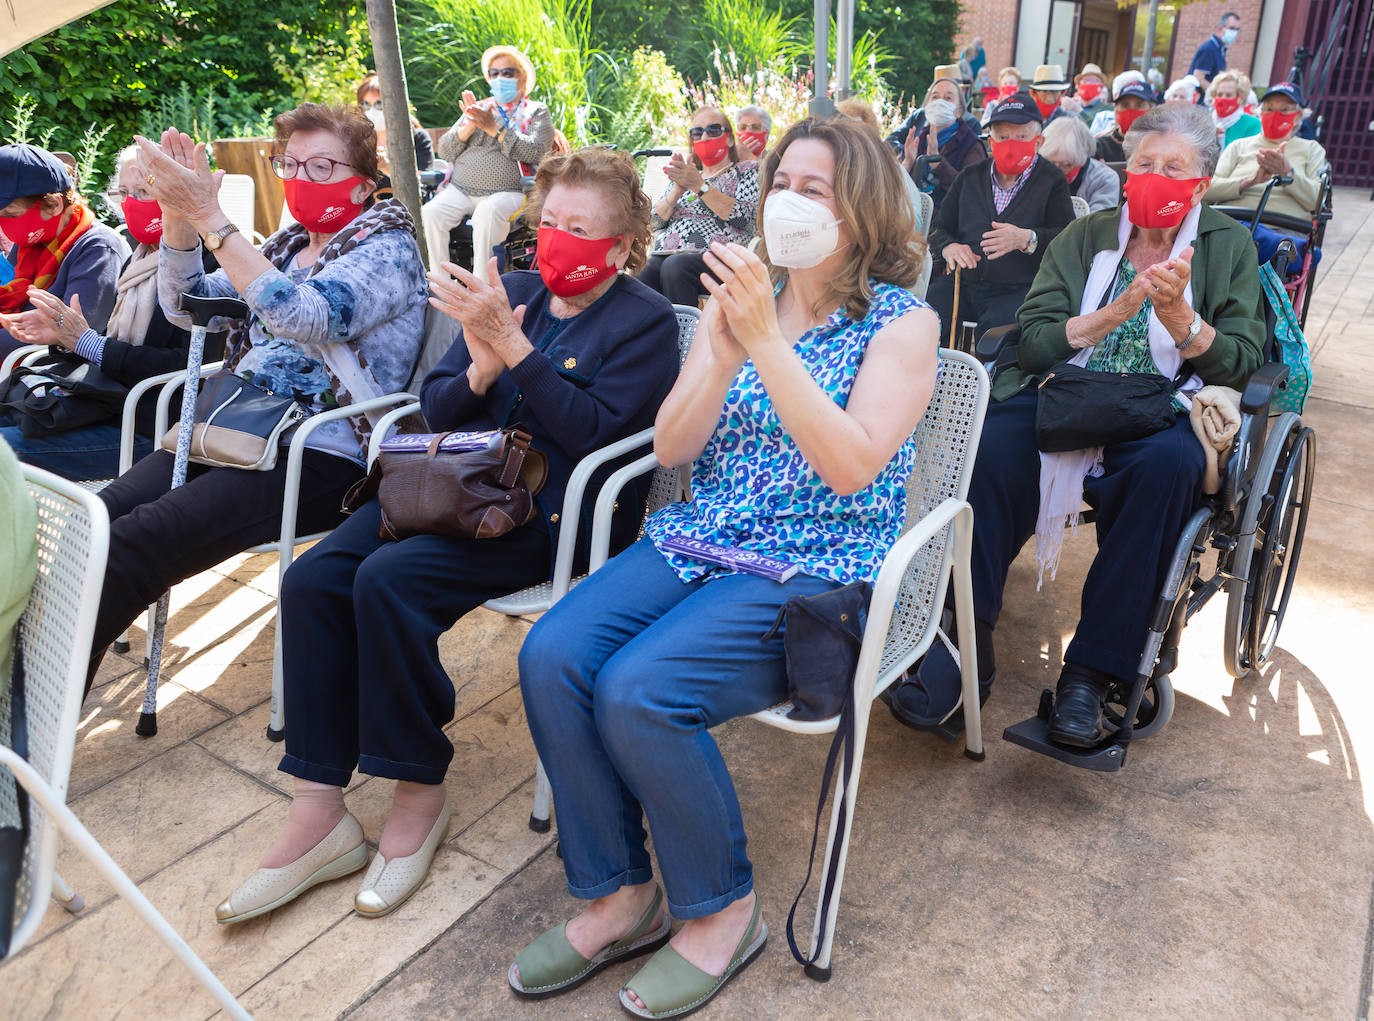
[645,281,927,586]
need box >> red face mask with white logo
[1078,82,1102,104]
[1260,110,1300,140]
[692,135,732,168]
[1212,95,1241,119]
[738,130,769,157]
[990,137,1037,176]
[536,226,621,297]
[1123,172,1207,229]
[283,176,366,233]
[121,196,164,245]
[0,200,61,246]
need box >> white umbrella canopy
[2,0,120,56]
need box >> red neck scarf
[0,201,95,313]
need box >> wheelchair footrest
[1002,715,1128,772]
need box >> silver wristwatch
[696,181,712,198]
[1024,229,1038,255]
[1177,312,1204,351]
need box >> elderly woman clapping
[889,103,1265,748]
[82,103,427,690]
[1205,81,1328,221]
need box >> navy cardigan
[420,270,680,570]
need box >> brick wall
[954,0,1022,77]
[1168,0,1266,82]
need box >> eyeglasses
[360,100,383,112]
[105,187,154,203]
[688,124,728,141]
[270,155,357,183]
[486,67,521,79]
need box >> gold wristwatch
[203,223,240,251]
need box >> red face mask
[1033,96,1060,120]
[990,137,1037,177]
[1212,95,1241,119]
[1063,164,1082,184]
[738,130,768,156]
[0,200,61,247]
[283,176,366,233]
[536,226,621,298]
[1000,83,1019,97]
[1123,172,1207,229]
[1115,107,1147,134]
[692,135,732,167]
[1260,110,1300,140]
[1078,82,1102,104]
[121,196,163,245]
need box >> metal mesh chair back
[2,468,108,954]
[877,350,989,680]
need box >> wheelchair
[1212,168,1332,329]
[977,241,1317,773]
[418,167,539,274]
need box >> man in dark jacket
[1094,80,1159,162]
[925,93,1075,343]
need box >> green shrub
[602,48,691,153]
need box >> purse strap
[786,679,856,970]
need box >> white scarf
[104,243,160,345]
[1212,106,1243,132]
[1033,204,1204,585]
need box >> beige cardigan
[1205,133,1328,221]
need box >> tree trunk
[366,0,428,268]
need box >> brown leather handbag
[342,427,549,541]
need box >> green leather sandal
[509,885,672,999]
[618,897,767,1019]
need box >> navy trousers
[925,274,1028,344]
[277,498,551,788]
[970,390,1205,682]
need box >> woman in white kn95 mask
[512,116,939,1020]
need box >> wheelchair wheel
[1246,426,1316,669]
[1223,415,1312,677]
[1103,675,1175,740]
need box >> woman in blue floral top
[637,106,760,309]
[511,117,939,1017]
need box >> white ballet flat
[216,812,368,925]
[353,796,452,918]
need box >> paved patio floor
[5,189,1374,1021]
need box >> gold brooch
[563,357,577,369]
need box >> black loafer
[885,633,995,735]
[1047,674,1109,748]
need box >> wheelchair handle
[179,293,249,328]
[633,148,674,159]
[1248,174,1295,236]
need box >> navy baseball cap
[1260,81,1305,106]
[1115,81,1159,105]
[0,144,73,210]
[988,92,1043,125]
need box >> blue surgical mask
[491,77,520,104]
[1221,27,1239,44]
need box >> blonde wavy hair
[757,116,924,320]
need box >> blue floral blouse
[644,281,928,586]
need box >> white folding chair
[0,466,250,1019]
[1070,195,1091,219]
[585,349,992,976]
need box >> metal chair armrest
[587,447,663,574]
[366,397,423,468]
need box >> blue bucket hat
[0,144,73,211]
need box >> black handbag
[1,351,129,439]
[158,372,310,471]
[1034,361,1184,453]
[761,580,874,970]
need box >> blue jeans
[519,537,838,919]
[0,414,151,482]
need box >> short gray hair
[924,80,966,116]
[1041,116,1093,165]
[1121,103,1221,176]
[737,104,772,130]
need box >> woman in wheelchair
[888,103,1266,748]
[511,118,937,1017]
[213,147,680,925]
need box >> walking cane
[947,264,962,350]
[136,293,248,737]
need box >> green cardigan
[993,205,1267,402]
[1,439,38,694]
